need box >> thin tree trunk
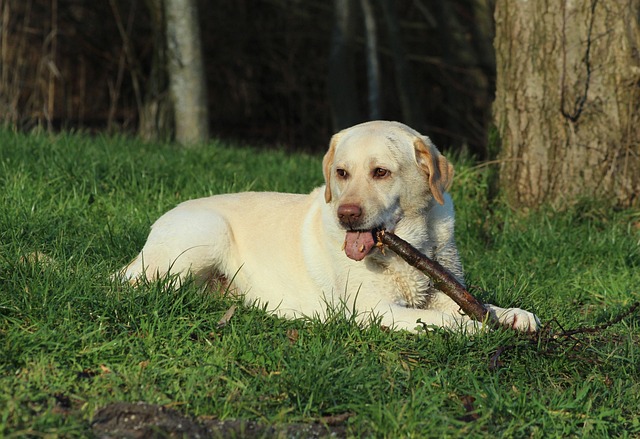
[164,0,208,146]
[139,0,172,141]
[431,1,471,142]
[380,0,422,128]
[494,0,640,208]
[328,0,360,131]
[360,0,380,120]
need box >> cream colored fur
[120,121,540,333]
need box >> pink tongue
[344,231,375,261]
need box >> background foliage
[0,0,495,154]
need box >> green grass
[1,129,639,437]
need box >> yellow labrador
[120,121,540,332]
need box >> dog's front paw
[486,305,541,333]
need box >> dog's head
[322,120,454,261]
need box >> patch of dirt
[91,402,349,438]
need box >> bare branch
[376,229,503,330]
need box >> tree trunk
[164,0,208,146]
[494,0,640,208]
[360,0,381,120]
[328,0,361,132]
[139,0,172,141]
[380,0,423,129]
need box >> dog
[119,121,540,333]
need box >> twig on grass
[554,301,639,338]
[488,301,640,370]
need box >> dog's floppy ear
[413,137,454,205]
[322,134,339,203]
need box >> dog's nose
[337,204,362,227]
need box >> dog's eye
[336,168,348,179]
[373,168,390,179]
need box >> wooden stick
[376,229,503,330]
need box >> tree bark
[494,0,640,208]
[360,0,381,120]
[328,0,361,132]
[139,0,172,141]
[380,0,423,128]
[164,0,209,146]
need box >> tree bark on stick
[376,230,503,330]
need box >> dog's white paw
[486,305,541,333]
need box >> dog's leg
[118,207,233,287]
[373,305,481,333]
[371,301,540,333]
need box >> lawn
[1,129,639,437]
